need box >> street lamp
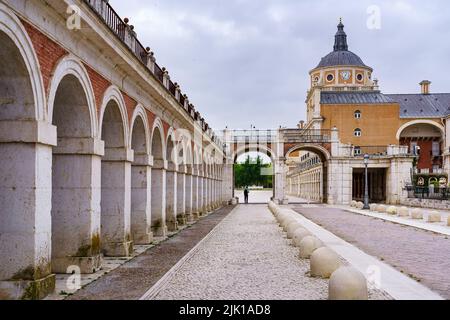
[363,154,370,209]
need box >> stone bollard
[427,211,442,223]
[350,200,357,207]
[286,222,303,239]
[292,228,313,247]
[398,207,410,217]
[369,204,378,211]
[356,202,364,209]
[447,215,450,227]
[310,247,342,279]
[282,217,297,231]
[386,206,397,215]
[376,205,387,213]
[299,235,323,259]
[329,267,368,300]
[411,208,423,220]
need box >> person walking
[244,186,250,204]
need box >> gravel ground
[66,206,235,300]
[153,204,330,300]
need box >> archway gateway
[219,128,333,205]
[234,150,274,204]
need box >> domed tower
[305,20,379,129]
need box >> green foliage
[234,155,273,188]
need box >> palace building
[287,20,450,205]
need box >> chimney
[298,121,305,129]
[420,80,431,95]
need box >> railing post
[162,68,170,89]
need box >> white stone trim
[47,54,98,137]
[150,117,167,160]
[285,144,331,161]
[0,2,46,121]
[396,120,445,141]
[98,85,130,148]
[130,104,151,156]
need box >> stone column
[131,154,153,245]
[51,137,104,274]
[151,160,167,237]
[386,156,414,205]
[185,165,194,221]
[203,174,209,213]
[165,163,178,231]
[0,120,57,300]
[198,172,204,216]
[176,165,186,225]
[222,163,234,205]
[191,165,200,219]
[101,147,134,257]
[274,158,288,204]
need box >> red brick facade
[84,64,111,114]
[21,19,67,95]
[21,19,166,141]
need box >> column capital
[133,153,154,166]
[53,137,105,156]
[0,120,57,146]
[103,147,134,162]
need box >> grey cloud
[109,0,450,130]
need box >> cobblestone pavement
[153,204,329,300]
[152,205,389,300]
[66,206,235,300]
[292,206,450,299]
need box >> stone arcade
[0,0,228,299]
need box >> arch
[49,62,101,273]
[166,127,176,164]
[396,120,445,141]
[99,86,132,257]
[232,143,276,164]
[130,105,151,156]
[48,55,97,137]
[0,3,46,121]
[150,117,166,161]
[285,144,331,162]
[98,85,129,148]
[130,105,152,245]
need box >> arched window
[354,110,361,119]
[354,128,362,137]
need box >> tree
[234,154,273,189]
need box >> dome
[316,50,367,68]
[314,20,369,70]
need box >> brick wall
[21,19,67,95]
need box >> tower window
[326,74,334,82]
[356,73,364,82]
[354,110,361,119]
[354,128,362,137]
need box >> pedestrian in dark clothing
[244,187,249,204]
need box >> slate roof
[386,93,450,118]
[316,50,367,69]
[320,92,450,118]
[320,91,395,104]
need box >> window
[326,74,334,82]
[432,141,440,157]
[354,110,361,119]
[354,128,362,137]
[354,147,362,155]
[356,73,364,82]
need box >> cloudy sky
[110,0,450,131]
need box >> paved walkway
[149,204,328,300]
[292,205,450,299]
[65,206,235,300]
[146,205,388,300]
